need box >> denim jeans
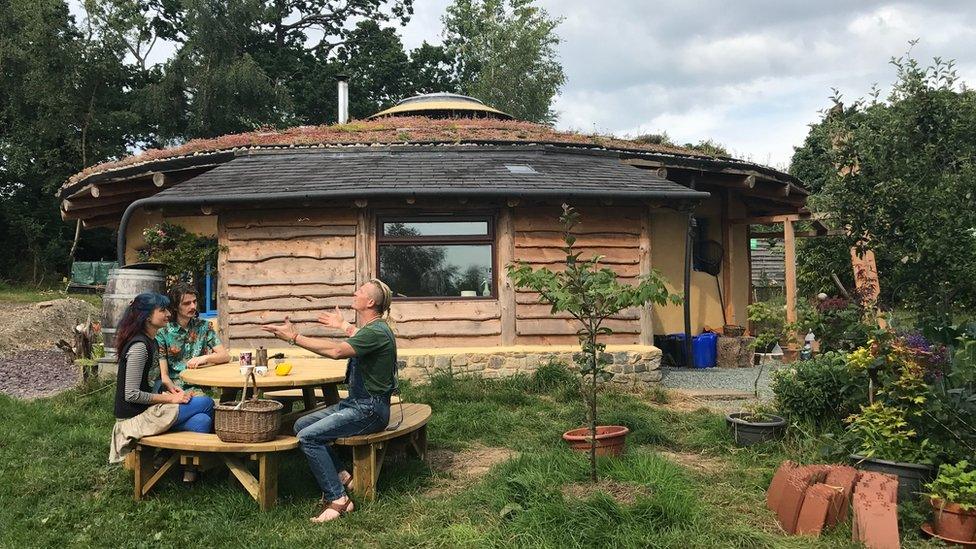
[171,396,215,433]
[295,357,390,500]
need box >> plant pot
[851,454,934,504]
[562,426,630,457]
[725,413,786,446]
[931,498,976,542]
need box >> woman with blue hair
[109,292,214,481]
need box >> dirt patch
[429,444,518,479]
[425,445,518,496]
[561,479,650,505]
[656,449,729,474]
[0,298,99,357]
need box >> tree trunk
[589,335,598,483]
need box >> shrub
[926,461,976,509]
[771,351,866,425]
[845,401,932,464]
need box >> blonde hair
[368,278,393,320]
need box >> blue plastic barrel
[692,332,719,368]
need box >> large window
[377,216,494,299]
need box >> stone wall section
[397,348,663,390]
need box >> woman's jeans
[171,396,215,433]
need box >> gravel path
[661,363,782,396]
[0,349,80,400]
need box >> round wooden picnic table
[180,360,346,413]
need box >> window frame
[374,212,498,301]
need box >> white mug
[239,365,254,376]
[255,365,269,376]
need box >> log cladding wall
[220,208,358,348]
[512,206,644,345]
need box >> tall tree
[1,0,132,282]
[442,0,564,124]
[792,52,976,324]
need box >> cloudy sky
[402,0,976,169]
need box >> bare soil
[656,449,729,474]
[0,298,99,357]
[561,479,651,505]
[425,444,518,496]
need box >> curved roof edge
[59,117,805,199]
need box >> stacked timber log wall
[219,208,358,348]
[218,203,662,350]
[511,206,645,345]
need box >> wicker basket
[214,370,284,443]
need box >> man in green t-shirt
[262,279,396,524]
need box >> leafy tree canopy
[790,48,976,324]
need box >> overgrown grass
[0,365,941,547]
[0,282,102,308]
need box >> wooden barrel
[102,267,166,359]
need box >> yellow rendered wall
[650,193,750,335]
[124,209,218,264]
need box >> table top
[180,358,346,389]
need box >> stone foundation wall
[398,348,663,390]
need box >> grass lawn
[0,283,101,308]
[0,365,942,548]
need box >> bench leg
[133,447,177,500]
[258,453,279,511]
[409,425,428,462]
[132,446,153,501]
[350,443,386,501]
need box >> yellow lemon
[275,362,293,376]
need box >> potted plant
[846,401,934,503]
[507,204,680,481]
[726,402,786,446]
[926,461,976,542]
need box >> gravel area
[662,364,780,395]
[0,349,80,400]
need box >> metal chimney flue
[337,75,349,124]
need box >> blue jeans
[171,396,215,433]
[294,398,389,500]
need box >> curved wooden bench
[333,403,431,501]
[264,388,401,412]
[132,433,298,510]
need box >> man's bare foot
[311,495,353,523]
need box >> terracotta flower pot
[931,498,976,542]
[562,425,630,457]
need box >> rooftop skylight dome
[367,92,513,120]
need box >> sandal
[317,472,353,504]
[311,497,354,523]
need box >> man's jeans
[294,397,389,500]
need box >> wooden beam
[783,219,798,349]
[63,201,128,221]
[497,207,517,345]
[668,169,757,190]
[638,205,653,344]
[730,212,827,225]
[698,182,805,207]
[721,189,735,324]
[749,229,845,238]
[81,213,123,229]
[621,158,665,169]
[63,190,158,212]
[92,178,168,198]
